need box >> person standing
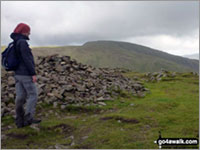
[10,23,41,128]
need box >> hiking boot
[23,113,33,127]
[32,119,41,124]
[15,109,25,128]
[16,123,24,128]
[15,116,24,128]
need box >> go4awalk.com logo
[154,131,199,149]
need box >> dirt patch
[48,123,75,134]
[73,143,93,149]
[192,81,199,85]
[161,78,179,81]
[100,116,139,124]
[6,133,29,139]
[66,106,102,114]
[101,116,115,121]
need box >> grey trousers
[14,75,38,125]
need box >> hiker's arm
[19,41,36,76]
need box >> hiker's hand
[32,75,37,83]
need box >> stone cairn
[145,68,199,82]
[145,69,177,82]
[1,54,149,117]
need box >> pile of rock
[145,69,176,82]
[1,54,148,117]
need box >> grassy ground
[1,72,199,149]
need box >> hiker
[10,23,41,128]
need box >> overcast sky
[1,1,199,56]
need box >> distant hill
[183,53,199,60]
[31,41,198,73]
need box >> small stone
[137,92,146,98]
[69,135,74,140]
[77,85,85,92]
[8,93,14,99]
[60,61,66,65]
[61,105,66,110]
[82,136,89,140]
[65,85,74,91]
[171,72,176,77]
[70,141,75,146]
[96,97,105,101]
[55,112,59,116]
[30,124,40,132]
[64,116,77,119]
[144,88,149,91]
[1,134,7,140]
[47,93,54,97]
[48,110,53,114]
[130,103,134,106]
[38,76,49,82]
[117,120,121,123]
[10,110,15,115]
[98,102,107,106]
[8,76,15,86]
[133,83,142,90]
[100,110,104,113]
[53,102,58,108]
[55,144,61,149]
[157,78,162,82]
[8,103,15,108]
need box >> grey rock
[82,136,89,140]
[1,134,7,140]
[38,76,49,82]
[53,102,58,108]
[61,105,66,110]
[65,85,74,92]
[30,124,40,132]
[98,102,107,106]
[96,97,105,101]
[8,76,15,86]
[133,83,142,90]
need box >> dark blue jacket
[10,33,36,76]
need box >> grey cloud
[1,1,199,46]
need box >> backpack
[1,40,22,71]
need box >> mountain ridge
[183,53,199,60]
[31,40,199,73]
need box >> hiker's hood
[10,33,29,41]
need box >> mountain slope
[32,41,199,73]
[183,53,199,60]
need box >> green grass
[1,46,6,52]
[1,72,199,149]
